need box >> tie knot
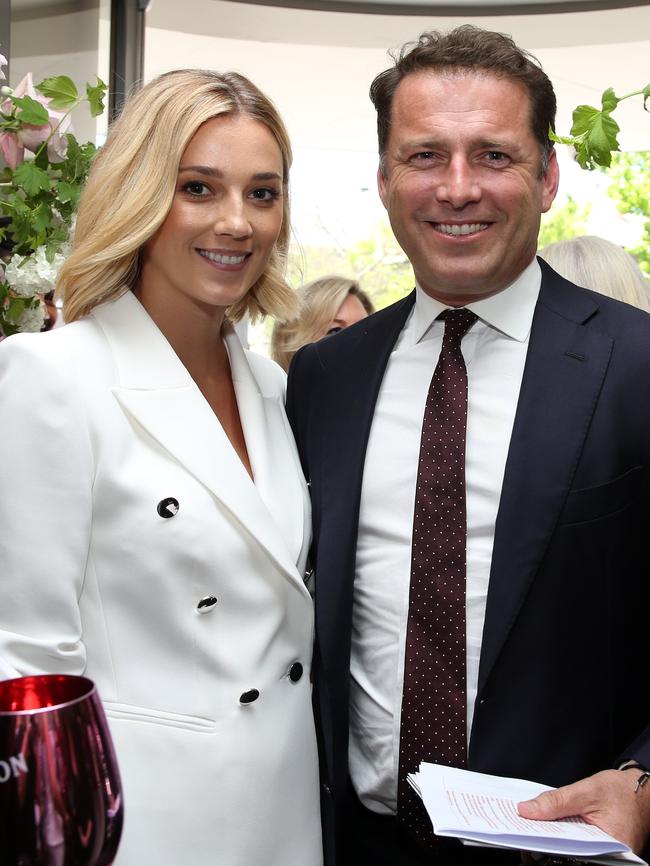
[439,308,477,342]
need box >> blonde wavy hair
[59,69,294,324]
[271,275,374,371]
[539,236,650,313]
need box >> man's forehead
[392,68,528,102]
[389,70,534,135]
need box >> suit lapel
[313,292,415,664]
[477,266,613,694]
[92,291,308,591]
[318,291,416,520]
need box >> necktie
[397,307,478,845]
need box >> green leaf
[570,104,620,170]
[7,194,30,217]
[32,203,52,233]
[587,112,620,168]
[6,297,27,323]
[36,75,78,110]
[12,95,49,126]
[644,84,650,112]
[601,87,619,113]
[86,78,107,117]
[570,104,601,137]
[55,180,78,204]
[33,146,50,170]
[12,161,51,196]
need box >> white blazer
[0,291,323,866]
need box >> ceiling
[143,0,650,153]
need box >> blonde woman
[539,235,650,312]
[271,275,374,371]
[0,70,322,866]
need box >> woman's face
[321,293,369,337]
[139,114,284,319]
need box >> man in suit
[287,24,650,866]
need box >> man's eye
[485,151,508,163]
[412,151,435,162]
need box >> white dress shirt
[349,259,542,814]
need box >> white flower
[16,301,46,334]
[3,247,66,296]
[0,54,7,82]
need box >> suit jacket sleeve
[0,334,92,678]
[286,345,312,478]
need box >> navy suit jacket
[287,259,650,865]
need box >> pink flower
[0,131,24,169]
[3,73,72,164]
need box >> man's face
[378,71,559,306]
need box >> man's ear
[377,164,389,210]
[541,148,560,214]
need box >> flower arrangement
[0,51,106,338]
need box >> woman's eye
[249,187,280,203]
[325,326,342,336]
[182,181,210,197]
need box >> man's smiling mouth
[432,223,489,236]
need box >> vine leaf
[12,95,49,126]
[36,76,79,110]
[86,79,107,117]
[12,162,50,196]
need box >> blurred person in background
[539,235,650,312]
[271,275,374,371]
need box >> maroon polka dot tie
[397,307,478,846]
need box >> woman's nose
[435,157,481,208]
[212,198,252,239]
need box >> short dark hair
[369,25,556,176]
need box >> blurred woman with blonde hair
[272,274,374,371]
[539,235,650,312]
[0,69,322,866]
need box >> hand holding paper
[408,764,648,865]
[519,769,650,856]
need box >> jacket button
[288,662,303,682]
[239,689,259,704]
[196,596,218,613]
[322,783,332,797]
[157,497,179,518]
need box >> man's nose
[435,157,482,208]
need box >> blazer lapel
[223,325,310,573]
[477,265,614,695]
[92,291,307,590]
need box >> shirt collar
[413,258,542,344]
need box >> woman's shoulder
[1,317,102,361]
[0,318,109,397]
